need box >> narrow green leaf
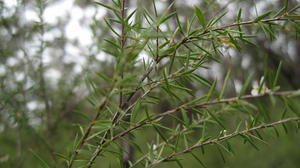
[247,133,268,145]
[162,86,181,101]
[237,8,242,22]
[73,110,90,121]
[258,103,270,121]
[152,0,158,17]
[54,152,69,161]
[239,134,259,151]
[153,123,175,133]
[254,11,273,22]
[104,38,121,49]
[206,110,225,129]
[239,72,254,97]
[143,8,154,23]
[77,124,85,136]
[272,61,282,89]
[259,22,276,40]
[216,146,226,163]
[94,2,118,13]
[126,9,137,23]
[157,12,177,25]
[153,124,168,142]
[169,114,186,126]
[175,159,184,168]
[181,109,190,126]
[282,123,288,134]
[274,0,288,17]
[86,129,108,141]
[219,69,231,99]
[30,150,50,168]
[72,133,79,151]
[207,79,217,101]
[216,142,233,154]
[104,18,120,37]
[192,42,212,55]
[240,38,257,46]
[130,99,141,123]
[186,16,196,35]
[191,73,212,87]
[285,98,300,117]
[160,45,177,57]
[194,6,206,28]
[273,126,280,137]
[127,38,149,61]
[288,4,300,13]
[228,32,241,50]
[176,13,185,35]
[183,95,207,106]
[191,152,207,168]
[183,134,189,148]
[96,71,113,83]
[283,14,300,19]
[208,11,228,27]
[169,83,192,94]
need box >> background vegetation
[1,0,300,167]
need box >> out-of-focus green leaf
[30,150,50,168]
[194,6,206,28]
[254,11,273,22]
[94,2,118,13]
[157,12,176,25]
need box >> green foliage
[1,0,300,168]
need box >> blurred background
[1,0,300,167]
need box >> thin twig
[195,17,300,37]
[120,0,131,166]
[86,70,181,167]
[110,90,300,145]
[67,97,110,168]
[147,117,300,167]
[131,108,228,167]
[88,90,299,167]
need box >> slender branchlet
[147,117,300,167]
[108,89,300,144]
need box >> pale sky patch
[65,7,93,46]
[241,55,251,69]
[43,0,74,24]
[177,0,199,7]
[96,51,109,62]
[3,0,18,8]
[45,68,61,85]
[74,64,83,73]
[0,65,6,76]
[15,72,25,81]
[44,28,61,41]
[25,9,40,22]
[7,57,18,67]
[137,50,151,65]
[234,79,242,93]
[64,44,87,65]
[43,48,53,64]
[26,101,38,111]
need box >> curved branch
[111,89,300,146]
[188,16,300,41]
[67,97,110,168]
[148,117,300,167]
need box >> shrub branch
[112,89,300,145]
[147,117,300,167]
